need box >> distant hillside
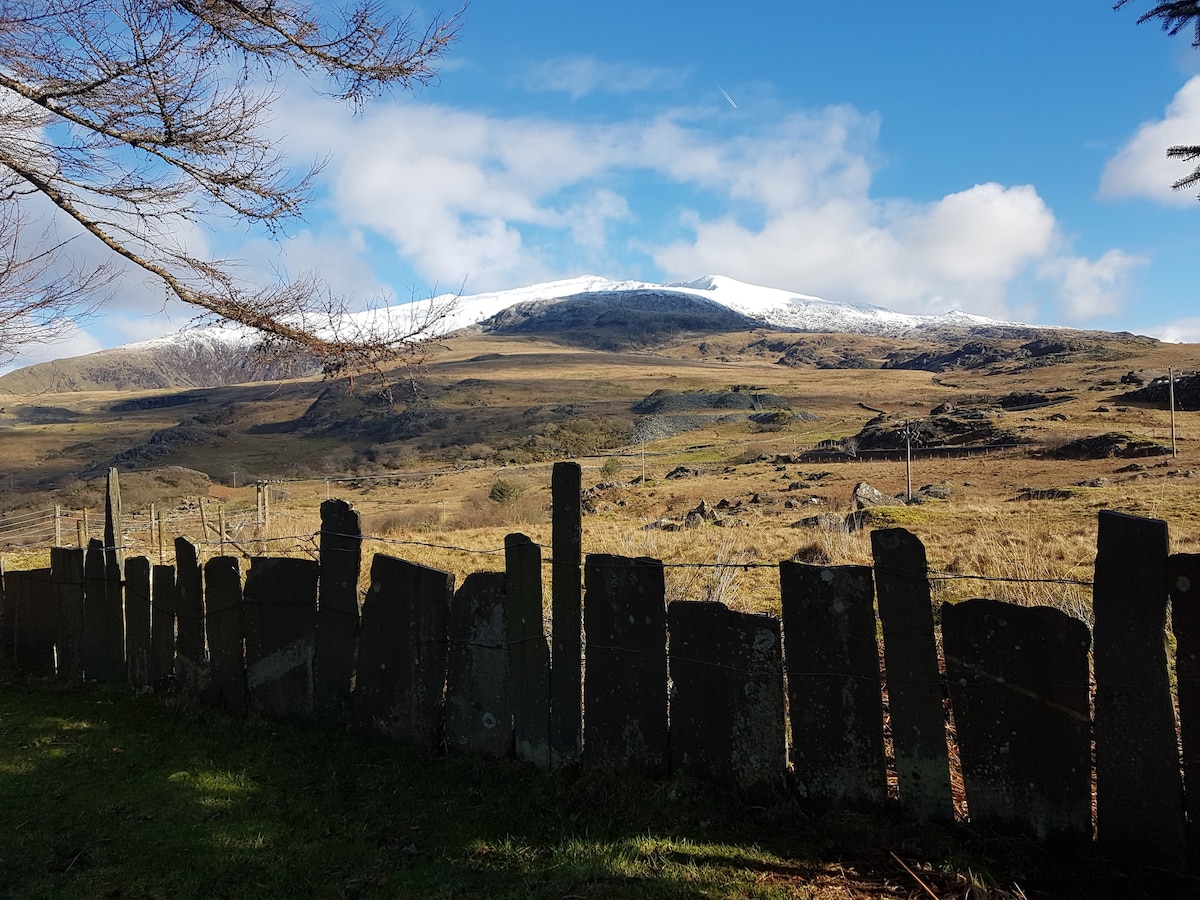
[0,331,321,394]
[0,274,1144,394]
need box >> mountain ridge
[0,274,1098,393]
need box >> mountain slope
[0,274,1059,393]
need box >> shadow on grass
[2,671,1198,899]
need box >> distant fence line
[1,464,1197,877]
[0,482,280,556]
[0,437,1037,551]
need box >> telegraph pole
[1170,367,1178,458]
[905,422,913,502]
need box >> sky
[15,0,1200,368]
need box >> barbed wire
[0,512,1099,591]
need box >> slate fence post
[582,554,669,774]
[354,554,453,748]
[124,556,152,688]
[1170,551,1200,872]
[1093,511,1186,870]
[942,598,1091,839]
[505,532,551,768]
[173,537,206,694]
[667,600,786,796]
[870,528,954,821]
[780,562,887,806]
[244,556,319,719]
[551,461,582,766]
[149,563,177,688]
[314,498,361,723]
[51,547,85,681]
[444,571,512,757]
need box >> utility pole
[1170,367,1178,458]
[903,420,915,502]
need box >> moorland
[0,319,1196,618]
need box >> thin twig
[889,851,939,900]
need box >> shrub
[600,456,623,479]
[488,477,527,505]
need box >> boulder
[852,482,889,509]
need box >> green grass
[1,670,1194,899]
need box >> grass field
[3,331,1200,897]
[3,670,1197,899]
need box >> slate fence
[1,463,1199,875]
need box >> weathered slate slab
[149,564,177,687]
[173,538,207,693]
[82,538,123,683]
[870,528,953,821]
[1094,511,1186,870]
[0,559,9,665]
[780,563,887,805]
[124,556,152,688]
[103,469,124,636]
[243,556,318,719]
[943,599,1091,839]
[505,533,550,768]
[51,548,85,681]
[204,556,245,715]
[551,461,583,765]
[314,499,361,722]
[354,554,453,748]
[444,572,513,757]
[9,569,56,676]
[1171,552,1200,871]
[668,600,786,796]
[583,554,668,773]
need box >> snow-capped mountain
[408,273,1018,340]
[0,274,1031,392]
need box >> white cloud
[1101,76,1200,205]
[1151,316,1200,343]
[518,56,689,99]
[266,89,1139,326]
[1038,250,1148,321]
[0,322,103,374]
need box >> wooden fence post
[780,562,887,805]
[314,499,361,723]
[551,461,582,766]
[870,527,954,821]
[583,554,669,774]
[505,532,551,768]
[1094,511,1186,870]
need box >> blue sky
[23,1,1200,366]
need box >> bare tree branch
[0,0,464,372]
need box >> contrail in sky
[716,82,738,109]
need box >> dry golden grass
[0,326,1197,632]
